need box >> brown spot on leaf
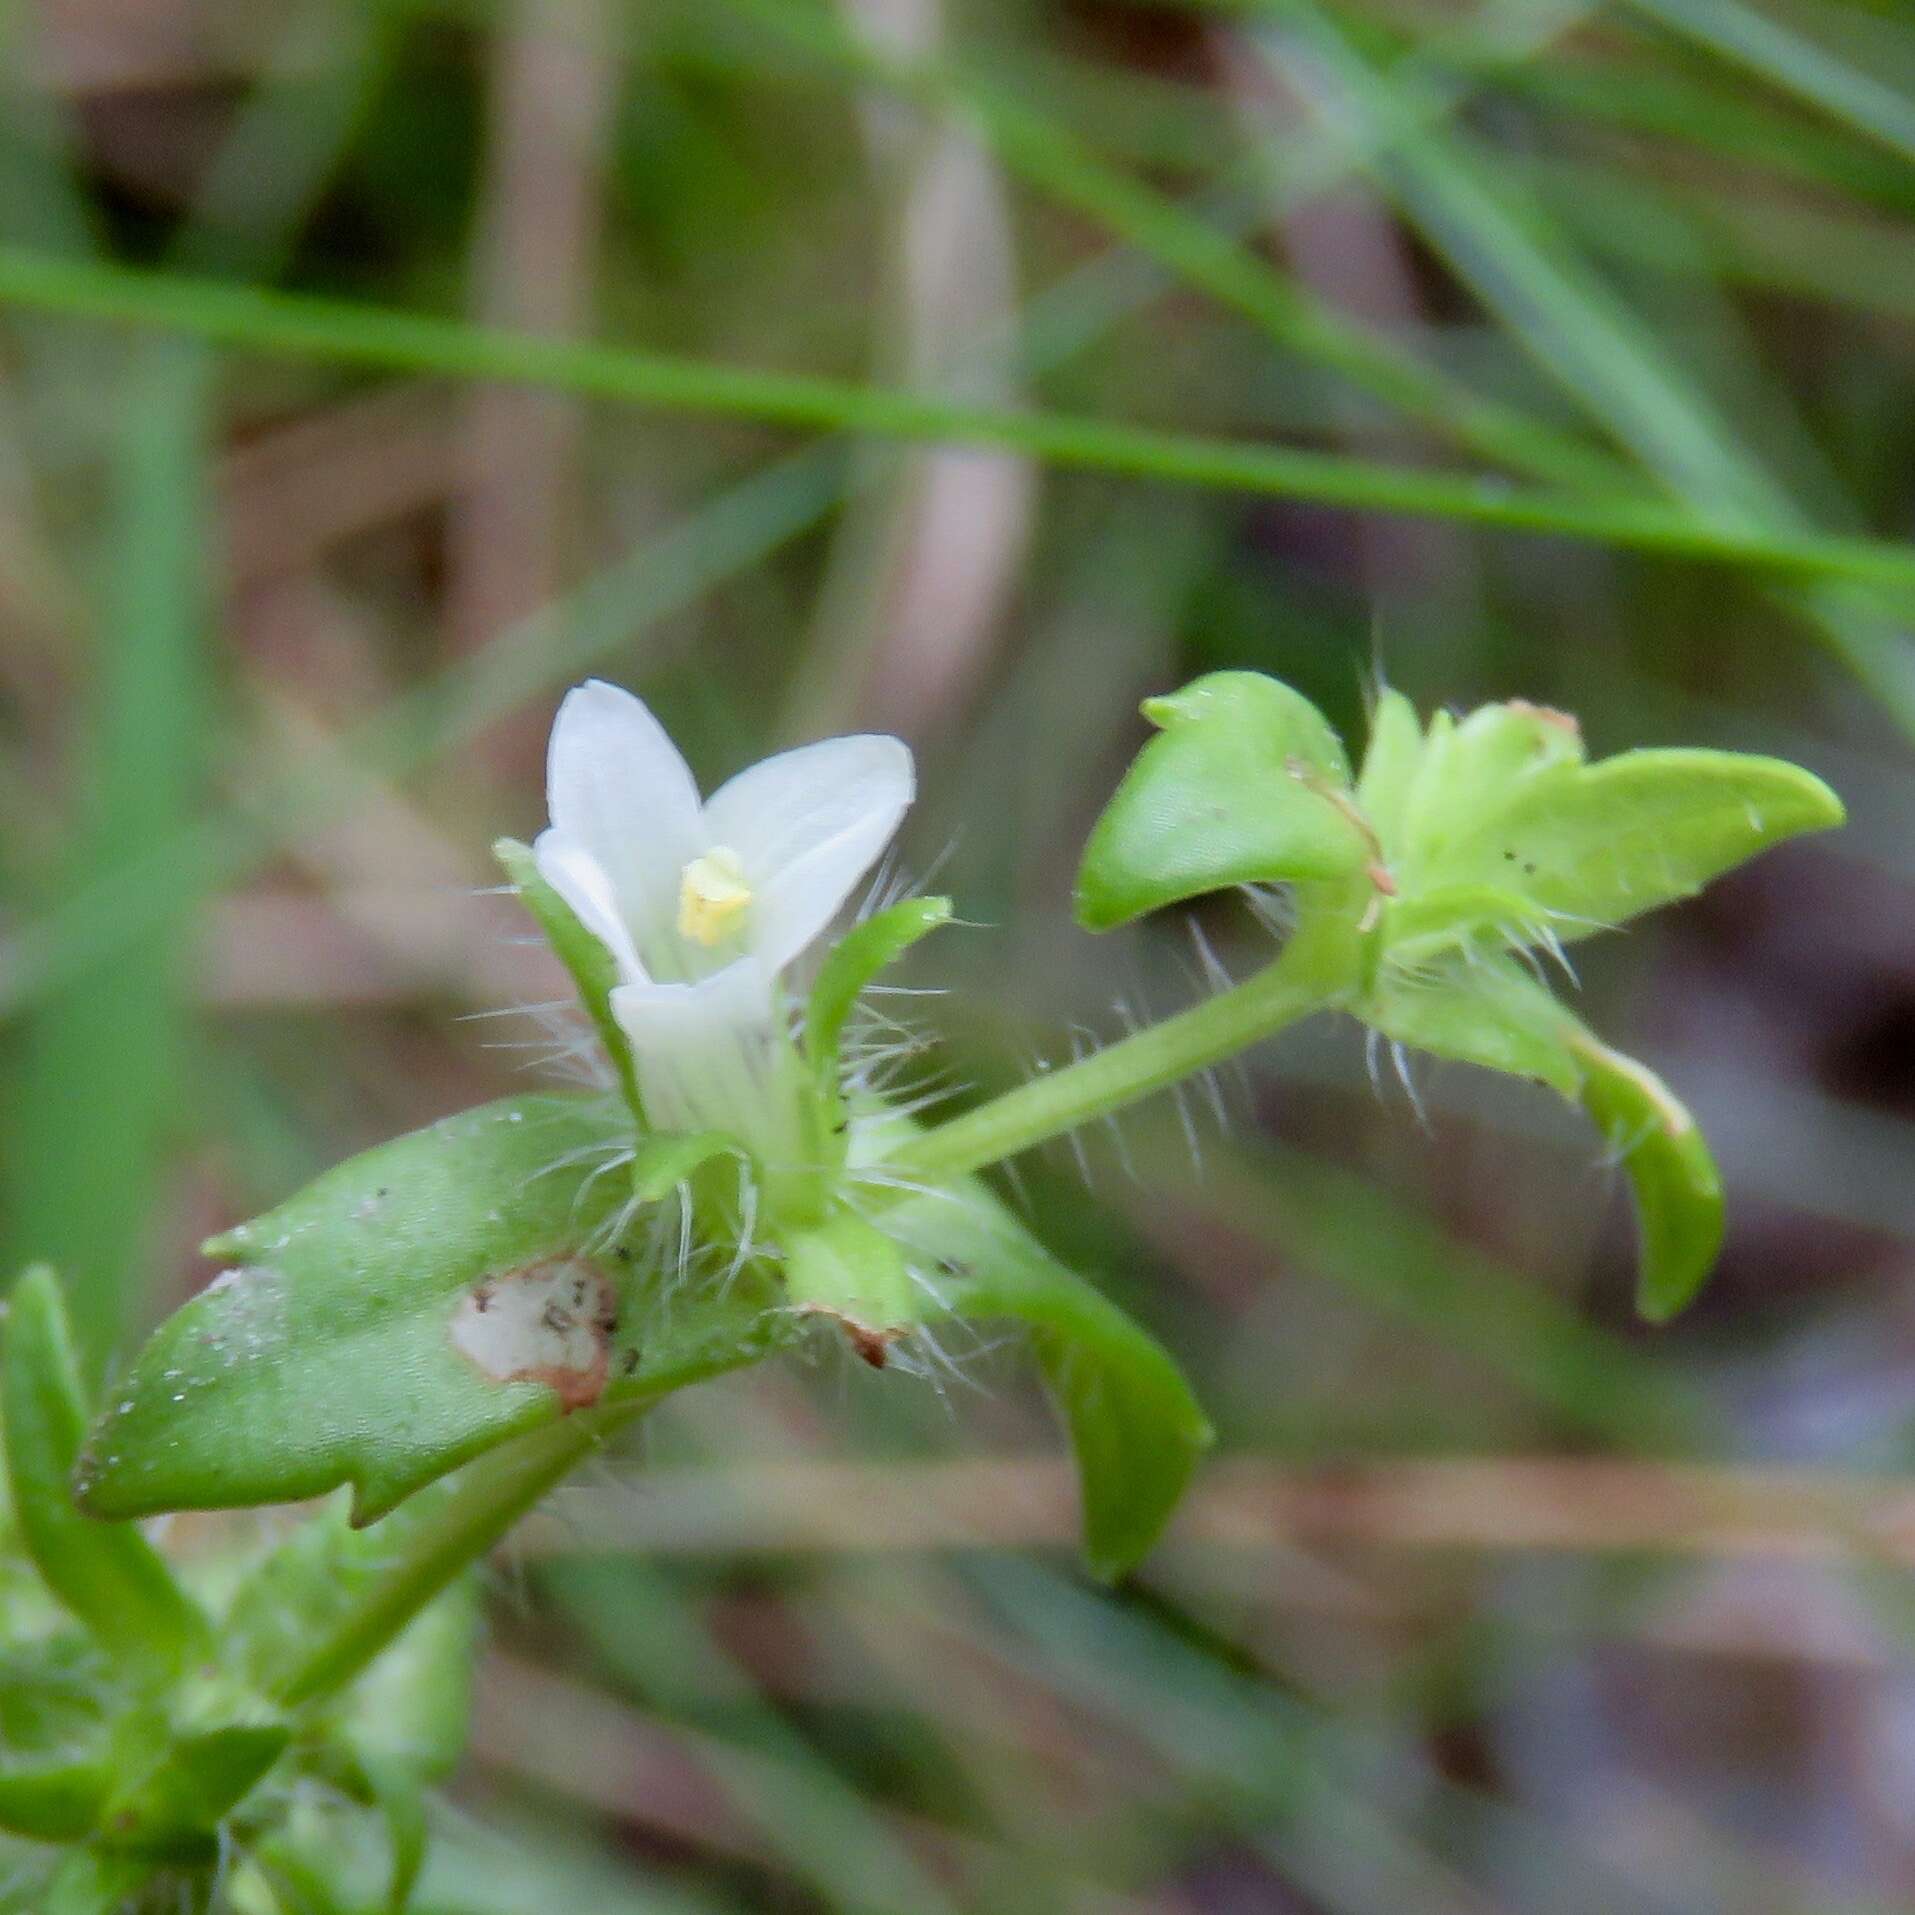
[449,1257,616,1410]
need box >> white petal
[610,958,769,1055]
[702,734,914,971]
[612,959,792,1156]
[544,680,704,955]
[532,829,646,982]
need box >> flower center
[676,846,754,948]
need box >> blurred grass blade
[545,1555,967,1915]
[1,340,214,1369]
[171,4,398,281]
[4,248,1915,584]
[715,0,1625,492]
[1622,0,1915,165]
[0,1266,212,1674]
[1148,1135,1712,1451]
[1252,2,1915,733]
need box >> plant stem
[268,1407,637,1710]
[887,918,1352,1184]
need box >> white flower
[533,679,914,1160]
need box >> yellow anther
[677,846,753,947]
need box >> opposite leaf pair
[1077,671,1844,1318]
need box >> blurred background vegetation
[2,0,1914,1906]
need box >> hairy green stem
[888,913,1356,1184]
[268,1407,637,1710]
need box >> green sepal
[630,1129,743,1204]
[0,1759,111,1843]
[1,1265,211,1674]
[1361,952,1582,1096]
[75,1097,637,1525]
[806,896,954,1109]
[783,1208,923,1366]
[1400,699,1586,869]
[1353,686,1424,855]
[98,1721,289,1860]
[1571,1033,1724,1323]
[1075,671,1374,931]
[494,837,641,1118]
[885,1186,1212,1579]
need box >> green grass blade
[0,340,214,1367]
[1253,1,1915,733]
[546,1556,967,1915]
[0,248,1911,585]
[715,0,1625,492]
[1621,0,1915,166]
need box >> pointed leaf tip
[1571,1036,1724,1323]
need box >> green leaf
[884,1188,1212,1578]
[1075,671,1374,931]
[1389,739,1844,961]
[0,1638,112,1756]
[1570,1031,1724,1322]
[99,1722,289,1860]
[494,837,640,1118]
[1,1266,211,1673]
[0,1759,110,1843]
[1356,957,1726,1319]
[75,1097,638,1525]
[805,896,954,1104]
[783,1208,923,1366]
